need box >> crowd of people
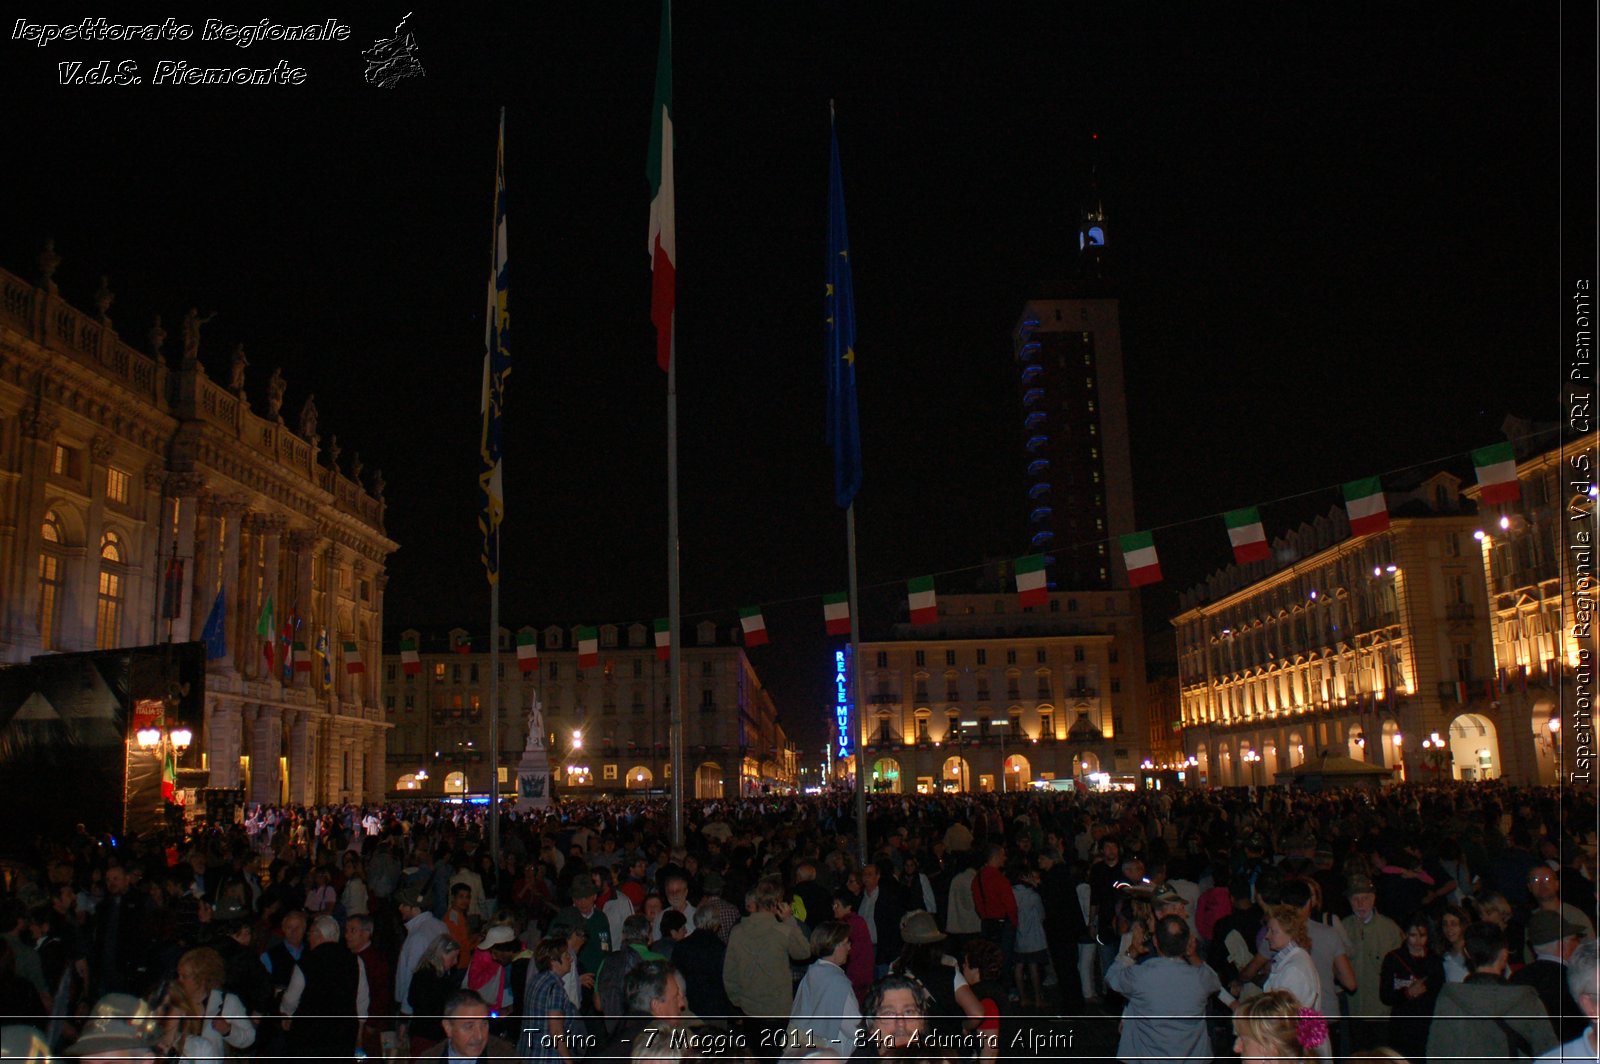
[0,779,1594,1062]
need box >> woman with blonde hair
[1233,989,1328,1064]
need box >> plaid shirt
[703,896,741,943]
[522,970,583,1062]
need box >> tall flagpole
[648,0,683,847]
[482,106,509,874]
[668,326,684,847]
[847,506,867,862]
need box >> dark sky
[2,3,1586,756]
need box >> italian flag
[293,641,312,672]
[577,626,599,669]
[907,576,938,625]
[1343,476,1390,536]
[823,592,851,635]
[739,606,769,647]
[342,641,364,675]
[1454,680,1470,704]
[1224,506,1270,564]
[653,618,671,661]
[400,638,421,675]
[1014,554,1048,606]
[646,0,675,373]
[1119,531,1163,587]
[516,631,539,673]
[257,594,275,672]
[161,745,177,802]
[1471,442,1521,505]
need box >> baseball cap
[396,887,429,910]
[899,911,946,945]
[479,925,517,949]
[1345,874,1376,897]
[1150,884,1185,908]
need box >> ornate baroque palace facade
[383,621,796,799]
[0,247,395,806]
[856,582,1149,794]
[1176,468,1564,787]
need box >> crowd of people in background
[0,779,1595,1062]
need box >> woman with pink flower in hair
[1260,905,1332,1059]
[1233,990,1330,1064]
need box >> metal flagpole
[489,577,500,869]
[668,324,684,847]
[847,505,867,862]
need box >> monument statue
[298,394,318,439]
[527,699,545,749]
[327,434,342,470]
[266,368,286,419]
[181,307,216,367]
[350,452,364,481]
[228,343,249,391]
[148,315,167,360]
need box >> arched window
[96,532,126,650]
[38,511,66,650]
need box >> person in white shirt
[1011,867,1048,1008]
[153,947,256,1064]
[788,921,861,1052]
[395,887,448,1015]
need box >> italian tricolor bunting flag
[653,618,671,661]
[823,592,851,635]
[1343,477,1390,535]
[342,641,364,674]
[1119,531,1163,587]
[293,641,312,672]
[1471,442,1521,505]
[646,0,675,372]
[400,638,421,675]
[1014,554,1048,606]
[1224,506,1270,564]
[516,631,539,673]
[908,576,938,625]
[739,606,769,647]
[577,626,600,669]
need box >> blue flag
[201,588,227,660]
[826,109,862,510]
[479,109,510,584]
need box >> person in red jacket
[971,842,1018,980]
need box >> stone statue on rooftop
[148,315,166,359]
[298,394,318,439]
[181,307,216,367]
[229,343,249,391]
[266,368,286,419]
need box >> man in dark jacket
[282,914,363,1057]
[1510,909,1587,1043]
[1038,849,1087,1011]
[860,861,904,977]
[671,905,737,1027]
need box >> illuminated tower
[1014,151,1138,589]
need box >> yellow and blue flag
[826,109,862,510]
[480,109,510,584]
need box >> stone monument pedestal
[515,699,552,812]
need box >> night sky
[3,3,1587,755]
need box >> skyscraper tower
[1013,149,1138,589]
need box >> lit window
[38,511,65,650]
[95,532,125,650]
[106,467,130,504]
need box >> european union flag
[826,110,862,510]
[201,589,227,661]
